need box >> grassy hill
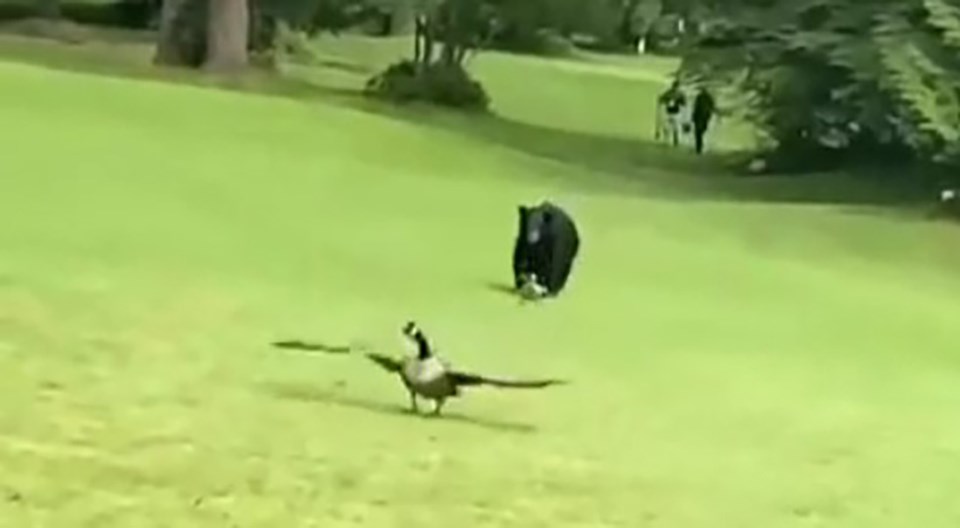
[1,30,960,528]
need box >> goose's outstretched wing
[272,340,403,373]
[271,340,353,353]
[363,353,404,374]
[448,370,568,389]
[272,340,374,354]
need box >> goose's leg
[408,391,419,414]
[432,398,446,416]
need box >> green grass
[297,35,754,149]
[2,31,960,528]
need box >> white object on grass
[519,273,548,300]
[748,158,768,174]
[941,188,956,202]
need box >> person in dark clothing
[691,87,716,154]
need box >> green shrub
[365,59,490,111]
[536,29,576,56]
[365,60,421,102]
[0,3,33,22]
[419,62,489,109]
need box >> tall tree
[205,0,250,72]
[155,0,189,65]
[154,0,208,67]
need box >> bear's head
[517,204,553,245]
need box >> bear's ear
[518,205,530,218]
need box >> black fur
[512,201,580,296]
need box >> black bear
[512,201,580,297]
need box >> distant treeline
[0,1,159,29]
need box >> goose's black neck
[413,331,432,360]
[403,321,433,360]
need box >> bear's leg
[544,239,578,295]
[512,239,529,289]
[545,259,572,295]
[527,243,551,290]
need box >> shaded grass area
[0,27,943,210]
[291,36,942,208]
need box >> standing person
[691,87,716,155]
[658,80,687,147]
[653,96,666,142]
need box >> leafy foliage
[365,0,491,110]
[679,0,960,172]
[365,58,490,109]
[0,0,160,28]
[484,0,665,54]
[152,0,384,68]
[258,0,385,35]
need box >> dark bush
[365,59,490,111]
[0,3,34,22]
[63,0,159,28]
[365,60,421,102]
[419,62,489,109]
[0,1,159,28]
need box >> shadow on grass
[483,280,519,298]
[314,57,373,75]
[0,31,353,103]
[482,280,539,307]
[265,382,538,434]
[322,95,940,209]
[481,280,554,306]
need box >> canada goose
[273,321,566,416]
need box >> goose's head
[402,321,432,359]
[402,321,419,338]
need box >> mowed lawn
[2,39,960,528]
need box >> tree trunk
[204,0,249,73]
[419,15,436,68]
[422,31,435,66]
[155,0,188,65]
[414,14,425,62]
[440,41,456,65]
